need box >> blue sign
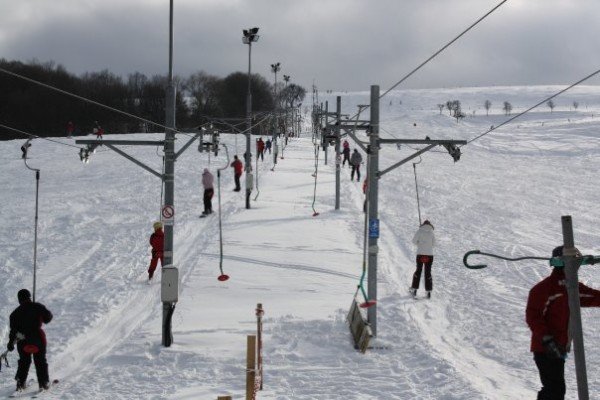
[369,218,380,238]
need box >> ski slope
[1,85,600,399]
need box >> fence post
[246,335,257,400]
[256,303,264,390]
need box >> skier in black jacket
[7,289,53,392]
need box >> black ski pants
[351,164,361,181]
[411,255,433,292]
[16,342,49,388]
[203,188,214,213]
[534,352,566,400]
[234,173,241,191]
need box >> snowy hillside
[2,85,600,399]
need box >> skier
[148,221,164,280]
[201,168,214,216]
[230,155,243,192]
[256,138,265,161]
[526,245,600,399]
[342,140,350,166]
[7,289,53,393]
[20,141,32,159]
[92,121,104,139]
[350,149,363,182]
[66,121,74,138]
[265,138,272,154]
[409,220,435,298]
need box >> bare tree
[546,100,555,113]
[437,104,444,115]
[503,101,512,116]
[446,100,453,116]
[484,100,492,116]
[573,101,579,110]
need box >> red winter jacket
[257,140,265,152]
[150,229,164,255]
[526,268,600,353]
[231,159,243,175]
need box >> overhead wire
[348,0,507,123]
[0,123,84,150]
[1,67,278,141]
[465,67,600,145]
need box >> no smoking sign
[161,205,174,225]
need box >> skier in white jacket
[410,220,435,298]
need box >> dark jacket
[526,268,600,353]
[9,301,53,348]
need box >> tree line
[0,59,306,140]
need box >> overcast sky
[1,0,600,91]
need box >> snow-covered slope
[1,85,600,399]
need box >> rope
[217,144,230,280]
[412,156,423,225]
[311,142,320,216]
[253,149,260,201]
[358,154,371,303]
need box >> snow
[2,85,600,399]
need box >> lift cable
[465,67,600,145]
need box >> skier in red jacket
[526,245,600,399]
[256,138,265,161]
[148,221,164,280]
[230,155,243,192]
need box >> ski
[30,380,58,399]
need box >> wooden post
[217,397,232,400]
[256,303,264,390]
[246,335,256,400]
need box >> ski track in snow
[2,86,600,399]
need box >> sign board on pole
[161,204,175,226]
[369,218,380,238]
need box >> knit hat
[153,221,163,230]
[552,246,563,258]
[17,289,31,304]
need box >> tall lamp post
[283,75,290,141]
[242,27,259,209]
[271,62,281,101]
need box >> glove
[7,341,14,352]
[542,336,564,359]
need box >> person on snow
[342,140,351,166]
[265,138,272,154]
[409,220,435,298]
[92,121,104,139]
[148,221,164,280]
[7,289,53,393]
[350,149,363,182]
[201,168,214,216]
[526,245,600,399]
[230,155,243,192]
[66,121,75,138]
[256,138,265,161]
